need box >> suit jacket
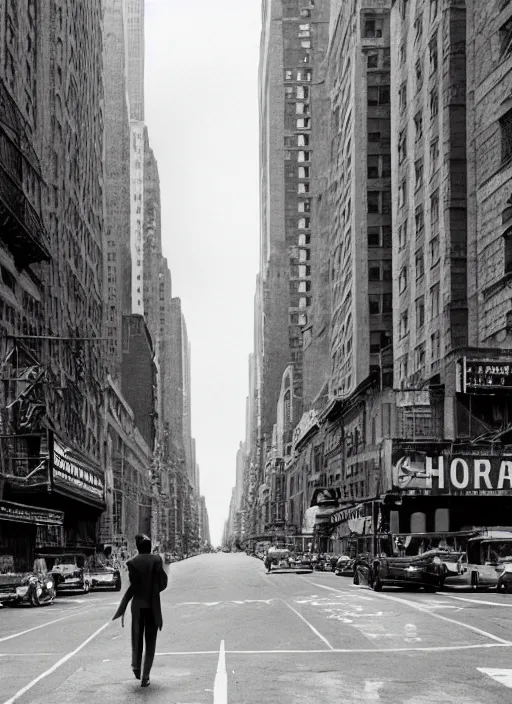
[112,553,168,630]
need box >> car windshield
[482,542,512,564]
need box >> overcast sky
[145,0,261,545]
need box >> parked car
[38,553,92,594]
[89,562,121,591]
[354,551,444,592]
[335,555,355,577]
[0,567,56,607]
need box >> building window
[399,82,407,111]
[500,16,512,59]
[298,182,310,194]
[430,138,439,171]
[363,15,383,38]
[301,40,311,49]
[500,108,512,164]
[297,134,310,147]
[504,227,512,273]
[399,43,406,65]
[415,158,424,190]
[431,330,440,360]
[399,180,407,208]
[383,48,391,68]
[415,205,425,238]
[284,150,292,160]
[429,38,438,73]
[399,310,409,338]
[297,86,310,100]
[430,190,439,229]
[430,87,439,118]
[298,217,310,229]
[399,266,408,293]
[415,247,424,279]
[399,219,408,249]
[368,226,381,246]
[430,283,440,317]
[298,233,310,246]
[285,70,293,80]
[398,130,407,164]
[300,9,311,17]
[367,85,390,106]
[367,155,379,178]
[415,343,426,370]
[416,296,425,328]
[298,200,311,212]
[298,150,311,162]
[297,69,312,81]
[399,355,408,381]
[298,166,310,178]
[415,59,423,91]
[414,13,423,42]
[414,111,423,140]
[430,235,440,265]
[297,118,311,129]
[367,51,379,68]
[368,191,380,213]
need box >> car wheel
[424,585,437,593]
[471,572,479,591]
[30,581,44,607]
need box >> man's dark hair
[135,533,152,554]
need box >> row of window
[284,68,313,82]
[397,191,439,244]
[399,331,440,379]
[398,284,440,337]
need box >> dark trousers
[131,608,158,678]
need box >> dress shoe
[141,677,150,687]
[132,668,141,680]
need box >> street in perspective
[2,0,512,702]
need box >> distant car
[222,546,230,553]
[335,556,355,577]
[89,563,121,591]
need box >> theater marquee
[392,450,512,495]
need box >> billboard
[392,449,512,496]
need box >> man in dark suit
[113,533,168,687]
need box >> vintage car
[0,559,56,607]
[335,555,355,577]
[89,562,121,591]
[464,530,512,591]
[38,553,92,594]
[354,551,444,592]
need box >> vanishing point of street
[2,553,512,704]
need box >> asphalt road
[3,554,512,703]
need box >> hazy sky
[145,0,261,544]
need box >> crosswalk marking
[478,668,512,688]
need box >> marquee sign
[53,439,105,507]
[462,358,512,392]
[393,450,512,495]
[0,500,64,525]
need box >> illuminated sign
[0,500,64,525]
[462,358,512,392]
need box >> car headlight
[16,586,29,596]
[46,582,54,590]
[406,566,418,572]
[432,556,442,565]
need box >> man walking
[113,533,168,687]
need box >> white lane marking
[156,643,510,655]
[282,599,334,651]
[213,640,227,704]
[442,594,512,607]
[1,621,110,704]
[0,653,53,658]
[0,608,98,644]
[478,668,512,688]
[308,580,512,645]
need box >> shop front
[5,431,105,549]
[0,500,64,574]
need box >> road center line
[282,599,334,650]
[1,621,110,704]
[307,581,512,645]
[213,640,227,704]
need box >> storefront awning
[0,500,64,525]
